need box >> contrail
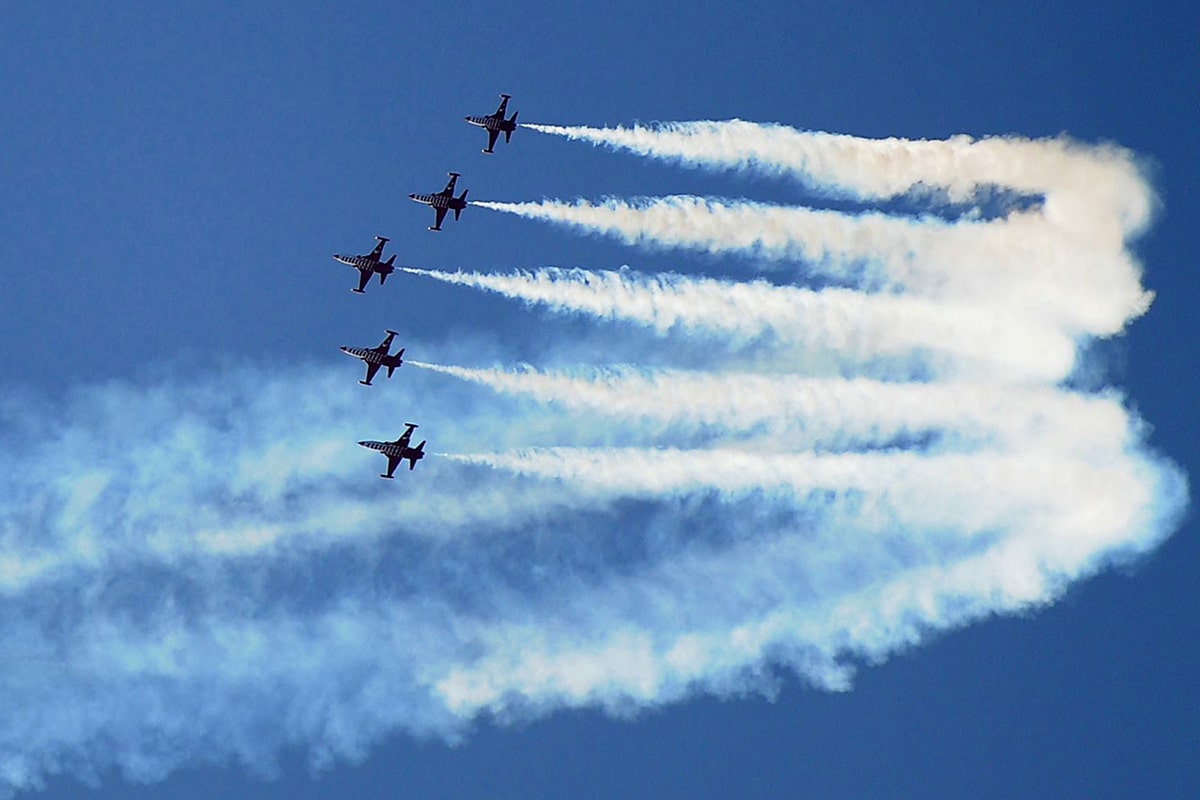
[446,445,1161,542]
[471,197,1150,338]
[521,121,1155,235]
[401,266,1078,382]
[410,362,1132,454]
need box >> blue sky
[2,2,1197,799]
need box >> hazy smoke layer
[0,120,1185,797]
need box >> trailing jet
[359,423,426,478]
[409,172,468,231]
[340,329,404,386]
[465,94,519,154]
[333,236,397,294]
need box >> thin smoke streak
[407,361,1133,454]
[470,197,1150,337]
[521,121,1155,236]
[401,266,1078,382]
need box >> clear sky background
[1,2,1197,799]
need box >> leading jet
[409,172,468,231]
[465,94,519,154]
[340,329,405,386]
[359,423,426,478]
[333,235,397,293]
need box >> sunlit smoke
[0,118,1184,798]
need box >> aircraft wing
[362,363,381,385]
[441,174,458,195]
[486,129,500,152]
[368,239,387,261]
[384,455,400,478]
[432,207,448,230]
[356,270,371,293]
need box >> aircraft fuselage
[409,175,468,230]
[359,440,410,459]
[333,237,396,292]
[408,193,465,210]
[359,426,425,477]
[341,346,390,364]
[466,115,514,133]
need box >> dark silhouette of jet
[359,423,425,478]
[409,172,468,231]
[333,236,396,293]
[465,94,518,154]
[340,330,405,386]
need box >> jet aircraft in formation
[341,329,405,386]
[359,423,426,478]
[332,236,396,293]
[409,172,469,232]
[465,94,519,154]
[332,94,521,475]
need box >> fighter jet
[340,329,405,386]
[409,172,468,231]
[465,94,519,154]
[359,423,426,478]
[333,236,397,293]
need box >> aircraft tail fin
[408,440,426,470]
[506,111,518,142]
[455,190,468,220]
[379,255,395,285]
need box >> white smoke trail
[435,442,1183,710]
[409,362,1132,455]
[447,446,1147,531]
[401,266,1078,382]
[522,121,1155,237]
[0,114,1185,799]
[471,197,1150,338]
[0,365,572,597]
